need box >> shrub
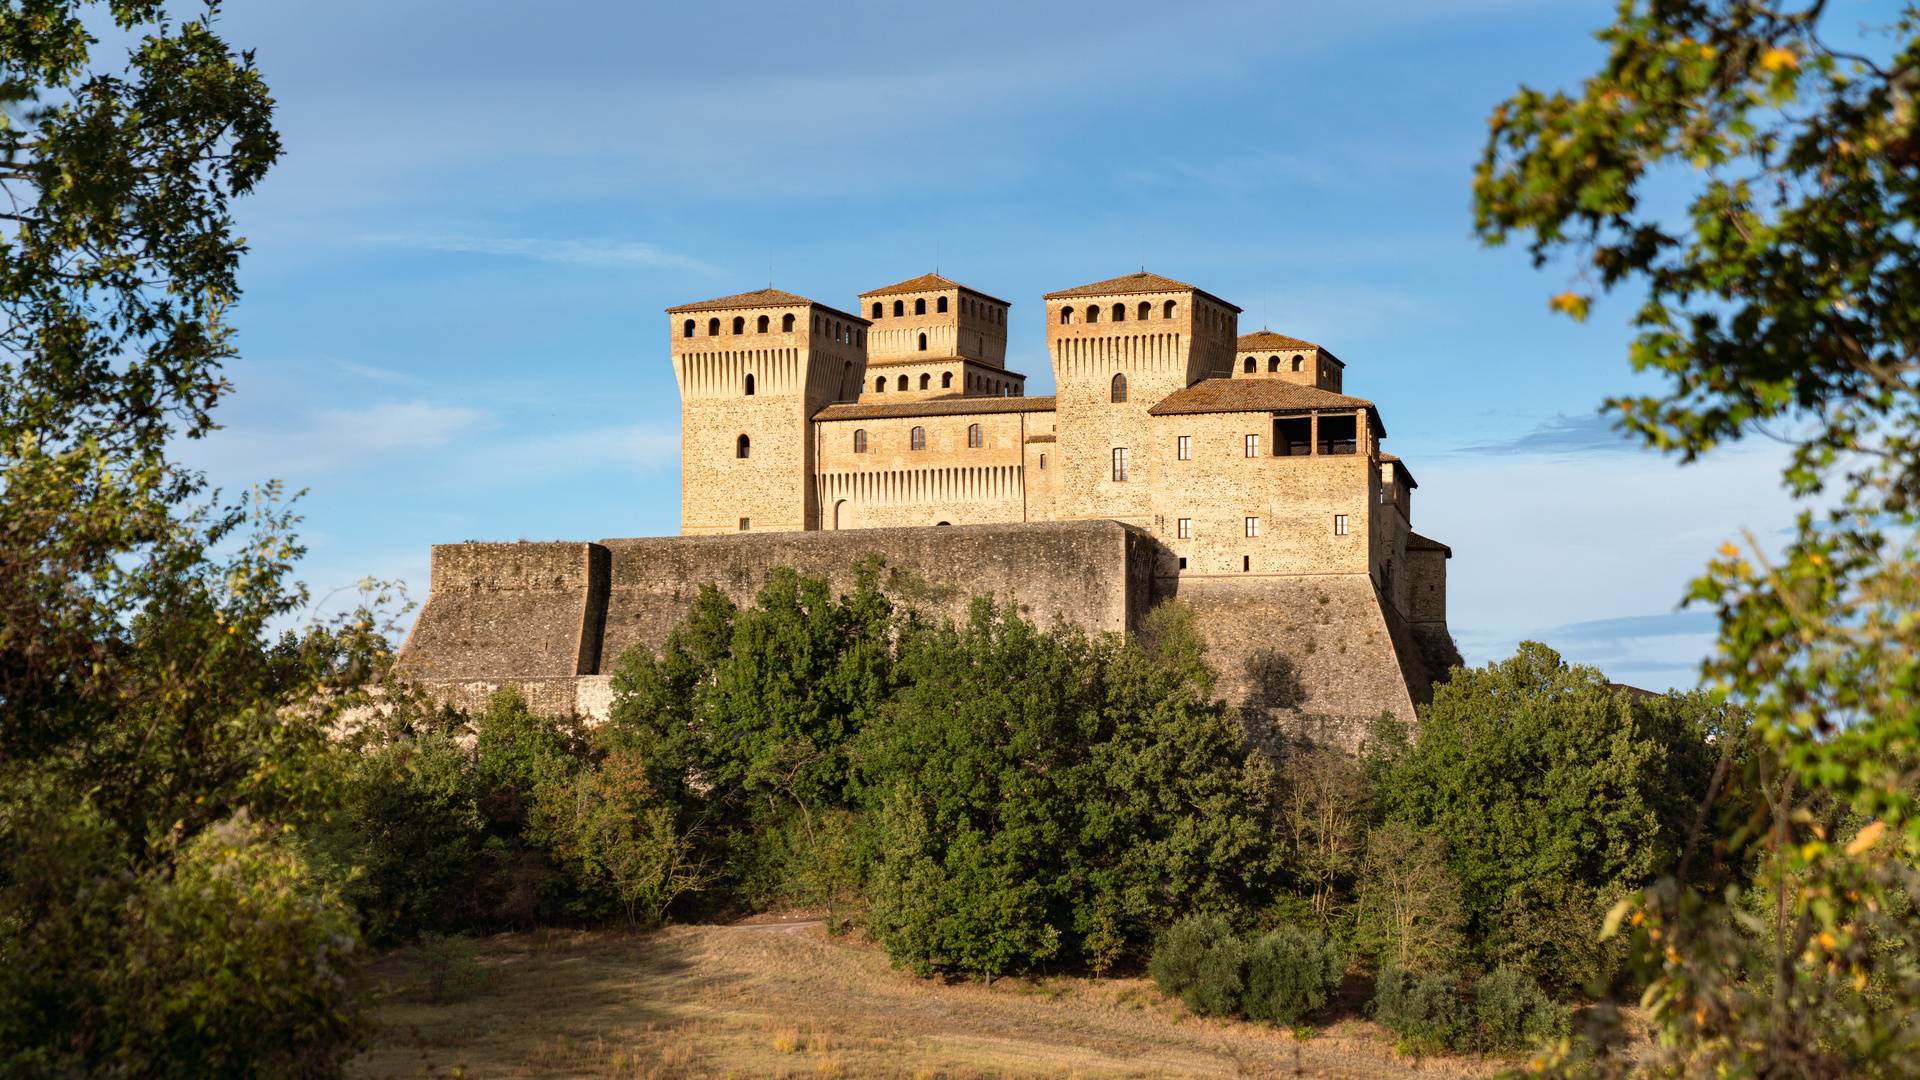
[1473,966,1569,1048]
[1243,924,1345,1024]
[1372,965,1469,1048]
[1149,914,1247,1016]
[412,932,486,1004]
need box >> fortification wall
[396,542,608,682]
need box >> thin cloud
[402,235,717,273]
[329,357,416,385]
[182,400,484,480]
[1457,412,1642,456]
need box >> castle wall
[396,542,610,682]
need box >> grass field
[347,919,1508,1080]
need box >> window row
[1243,354,1306,373]
[1060,300,1178,325]
[869,371,1019,394]
[1169,515,1349,540]
[850,423,991,452]
[868,295,1005,324]
[681,313,864,346]
[1169,418,1361,458]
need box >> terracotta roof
[1378,453,1418,488]
[863,355,1025,378]
[1147,379,1378,421]
[814,396,1057,422]
[1043,272,1242,312]
[1025,434,1057,443]
[859,273,1011,307]
[666,288,870,324]
[1407,532,1451,557]
[1237,331,1345,368]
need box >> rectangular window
[1245,434,1259,458]
[739,518,750,531]
[1178,557,1188,570]
[1039,453,1048,470]
[1177,435,1191,460]
[1334,514,1349,536]
[1243,555,1251,572]
[1177,518,1191,539]
[1245,516,1260,538]
[1111,447,1128,482]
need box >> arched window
[1291,355,1304,372]
[736,434,750,459]
[910,426,926,450]
[732,316,745,334]
[937,296,948,313]
[853,429,867,453]
[919,373,930,390]
[1163,300,1176,319]
[744,374,755,396]
[1060,307,1074,324]
[893,299,904,317]
[682,319,695,338]
[1111,373,1128,403]
[871,302,883,318]
[875,377,886,393]
[1138,301,1151,320]
[941,372,952,388]
[917,333,927,350]
[915,298,927,315]
[1269,356,1281,372]
[968,423,982,448]
[708,318,721,336]
[1087,306,1100,323]
[756,315,769,333]
[1038,453,1047,469]
[782,313,795,332]
[1244,357,1256,373]
[897,374,908,391]
[856,330,864,346]
[1112,303,1125,321]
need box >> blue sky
[172,0,1826,690]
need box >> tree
[1475,1,1920,1072]
[1353,821,1464,971]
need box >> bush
[1243,924,1345,1024]
[1473,966,1569,1048]
[1149,914,1247,1016]
[1372,965,1469,1048]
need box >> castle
[398,271,1459,749]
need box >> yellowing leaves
[1549,292,1592,321]
[1845,820,1886,856]
[1759,48,1799,74]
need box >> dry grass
[347,923,1503,1079]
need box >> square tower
[1233,330,1345,392]
[858,274,1010,368]
[667,289,869,534]
[1042,272,1240,525]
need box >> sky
[164,0,1843,690]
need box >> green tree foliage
[1242,924,1346,1024]
[1372,966,1470,1050]
[1148,913,1248,1016]
[1475,1,1920,1072]
[1353,821,1465,972]
[1474,966,1572,1050]
[526,743,709,927]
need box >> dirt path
[349,924,1503,1080]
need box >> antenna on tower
[768,250,773,289]
[935,241,940,276]
[1141,227,1146,273]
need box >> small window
[1038,453,1048,469]
[708,318,721,336]
[736,434,750,459]
[1268,355,1281,372]
[682,319,695,338]
[1292,355,1304,372]
[1060,307,1074,324]
[1178,557,1188,570]
[1138,301,1150,320]
[1111,447,1128,482]
[918,333,927,350]
[1177,435,1191,460]
[919,373,930,390]
[1244,357,1256,373]
[1110,373,1128,403]
[1243,555,1250,572]
[937,296,949,313]
[910,426,926,451]
[897,375,908,391]
[853,429,867,453]
[732,316,745,334]
[1163,300,1176,318]
[968,423,982,448]
[757,315,769,333]
[1177,517,1191,539]
[1334,514,1349,536]
[1087,306,1100,323]
[893,299,905,317]
[740,517,750,531]
[875,377,885,393]
[1109,303,1123,321]
[1245,434,1259,457]
[745,374,756,396]
[942,372,953,388]
[871,302,883,318]
[1245,517,1260,538]
[783,313,795,332]
[915,298,927,315]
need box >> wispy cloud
[329,357,416,385]
[183,401,485,481]
[1457,412,1642,456]
[402,235,717,273]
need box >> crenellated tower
[666,288,869,534]
[854,274,1021,402]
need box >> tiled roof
[666,288,870,324]
[1237,331,1345,367]
[1147,379,1377,419]
[814,396,1057,422]
[859,273,1011,307]
[1407,532,1451,557]
[1025,434,1057,443]
[1043,272,1242,312]
[1379,453,1419,488]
